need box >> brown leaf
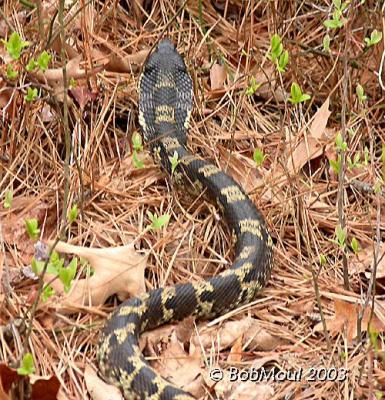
[210,63,227,90]
[229,382,274,400]
[85,365,123,400]
[46,240,147,311]
[217,145,259,193]
[309,98,331,140]
[153,332,203,397]
[70,84,98,110]
[227,334,243,363]
[192,318,282,352]
[30,375,60,400]
[286,136,323,175]
[314,299,385,342]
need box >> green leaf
[26,58,37,72]
[270,34,283,62]
[319,254,327,265]
[147,211,170,230]
[335,132,347,151]
[333,0,341,9]
[4,190,13,209]
[335,225,346,248]
[31,257,59,276]
[277,50,289,72]
[37,50,51,71]
[132,132,143,152]
[288,83,310,104]
[356,83,367,102]
[25,87,38,102]
[59,258,77,293]
[169,151,179,174]
[253,148,265,167]
[2,32,29,60]
[68,204,78,223]
[245,76,261,96]
[324,19,344,29]
[364,29,382,47]
[330,155,341,174]
[132,150,144,169]
[351,237,360,254]
[17,353,35,376]
[25,218,40,240]
[69,77,77,88]
[41,284,55,301]
[6,64,18,79]
[323,34,331,52]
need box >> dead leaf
[286,136,323,175]
[210,63,227,90]
[229,382,274,400]
[314,299,385,342]
[217,146,259,193]
[350,242,385,278]
[192,318,282,352]
[85,365,123,400]
[309,98,331,140]
[70,84,98,110]
[153,331,203,397]
[227,335,243,363]
[46,240,147,311]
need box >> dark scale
[98,38,273,400]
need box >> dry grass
[1,0,385,399]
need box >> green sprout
[288,83,310,104]
[147,211,170,230]
[1,32,29,60]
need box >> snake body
[98,39,273,400]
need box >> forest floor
[1,1,385,399]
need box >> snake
[97,39,273,400]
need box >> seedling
[3,190,13,209]
[1,32,29,60]
[356,84,367,102]
[17,353,35,376]
[25,218,40,240]
[288,83,310,104]
[253,148,266,167]
[364,30,382,47]
[169,151,179,174]
[25,87,38,102]
[245,76,261,96]
[147,210,170,230]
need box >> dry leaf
[85,365,123,400]
[350,242,385,278]
[229,382,274,400]
[314,299,385,342]
[309,98,331,140]
[217,146,259,193]
[193,318,281,352]
[153,332,203,397]
[210,63,227,90]
[46,240,147,311]
[286,137,323,175]
[227,335,243,363]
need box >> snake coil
[98,39,273,400]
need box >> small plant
[330,154,342,174]
[37,50,51,71]
[245,76,261,96]
[59,258,77,293]
[335,225,346,249]
[6,64,18,79]
[364,29,382,47]
[323,34,331,52]
[288,83,310,104]
[169,151,179,174]
[350,237,360,254]
[268,34,289,73]
[25,87,38,102]
[347,153,361,170]
[1,31,29,60]
[68,204,78,223]
[253,148,266,167]
[25,218,40,240]
[324,0,348,30]
[3,190,13,209]
[146,210,170,230]
[319,254,327,266]
[17,353,35,376]
[335,132,347,152]
[31,252,78,293]
[356,84,367,102]
[41,284,55,301]
[132,132,144,169]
